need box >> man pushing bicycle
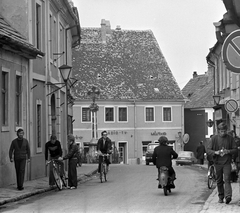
[97,131,112,172]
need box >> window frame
[15,71,22,127]
[145,106,155,122]
[81,106,91,123]
[1,67,10,131]
[162,106,172,122]
[118,106,128,123]
[36,99,43,153]
[35,0,43,50]
[104,106,115,123]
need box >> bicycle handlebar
[46,159,62,166]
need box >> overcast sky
[72,0,226,89]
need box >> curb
[0,168,98,206]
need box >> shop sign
[107,130,127,135]
[151,131,167,136]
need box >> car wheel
[176,162,179,166]
[146,161,149,165]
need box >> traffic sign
[222,29,240,73]
[183,133,189,144]
[224,99,239,113]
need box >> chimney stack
[101,19,111,44]
[193,71,198,78]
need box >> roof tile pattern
[72,27,184,101]
[181,74,214,108]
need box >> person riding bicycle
[97,131,112,173]
[152,136,178,189]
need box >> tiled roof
[0,14,44,59]
[72,27,184,101]
[181,74,214,108]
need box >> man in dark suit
[9,128,30,190]
[97,131,112,172]
[152,136,178,188]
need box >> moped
[158,166,172,196]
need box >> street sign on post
[222,29,240,73]
[224,99,238,113]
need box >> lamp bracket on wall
[53,51,65,62]
[46,84,66,96]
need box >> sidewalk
[195,164,240,213]
[0,164,98,206]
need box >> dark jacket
[207,134,237,165]
[9,138,30,160]
[97,137,112,154]
[63,142,78,160]
[152,144,178,168]
[196,144,206,160]
[45,140,63,160]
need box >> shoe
[49,185,54,188]
[18,187,24,191]
[218,199,224,203]
[158,184,162,188]
[67,186,71,189]
[169,181,175,189]
[225,197,231,204]
[70,186,76,189]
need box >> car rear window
[179,152,192,157]
[148,144,158,150]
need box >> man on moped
[152,136,178,188]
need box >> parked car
[176,151,197,166]
[145,143,159,165]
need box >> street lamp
[59,64,72,134]
[213,95,221,105]
[87,86,100,140]
[206,119,214,127]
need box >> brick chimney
[193,71,198,78]
[101,19,111,44]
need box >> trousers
[14,158,26,188]
[215,163,232,199]
[68,158,78,188]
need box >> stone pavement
[0,164,98,206]
[197,164,240,213]
[0,163,239,213]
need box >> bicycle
[47,159,67,190]
[99,153,109,183]
[207,163,216,189]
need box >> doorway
[118,142,127,164]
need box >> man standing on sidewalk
[9,128,30,190]
[207,122,237,204]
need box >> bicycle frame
[99,154,109,183]
[47,159,67,190]
[207,164,216,189]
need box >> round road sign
[224,99,238,113]
[183,133,189,144]
[222,29,240,73]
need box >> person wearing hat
[152,136,178,189]
[58,134,78,189]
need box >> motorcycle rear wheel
[163,186,168,196]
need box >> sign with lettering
[151,131,167,136]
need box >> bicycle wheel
[61,173,67,188]
[207,166,214,189]
[100,163,103,183]
[53,167,63,190]
[103,164,107,182]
